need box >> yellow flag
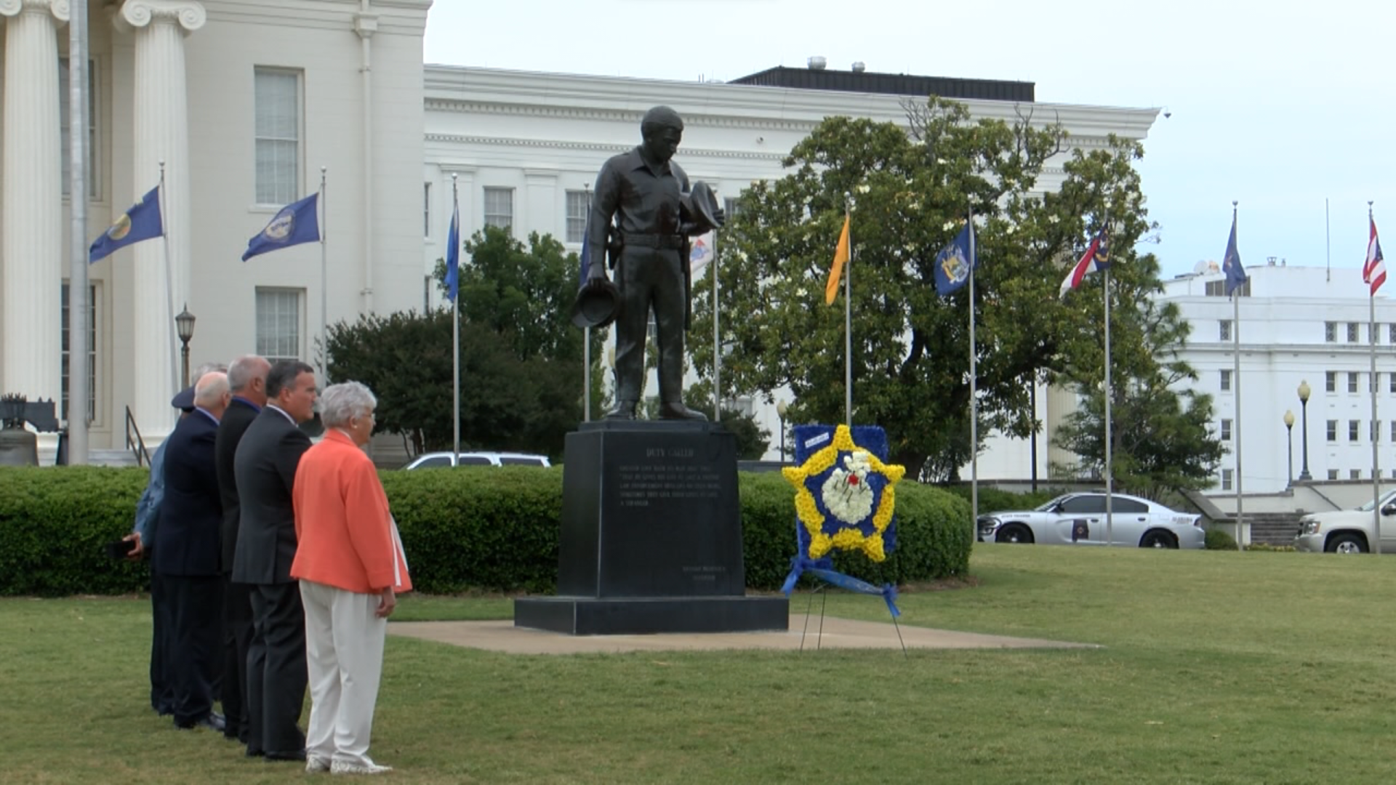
[825,214,850,305]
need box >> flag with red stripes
[1364,216,1385,296]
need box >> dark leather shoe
[265,749,307,762]
[606,400,637,420]
[175,712,226,732]
[658,402,708,421]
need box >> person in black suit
[232,360,317,761]
[154,370,232,731]
[123,363,226,718]
[214,354,271,744]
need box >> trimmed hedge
[0,465,973,596]
[0,466,151,596]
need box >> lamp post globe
[1284,409,1295,487]
[175,304,196,388]
[1297,380,1312,481]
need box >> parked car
[1294,489,1396,554]
[404,451,551,469]
[976,492,1205,549]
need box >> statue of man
[582,105,721,421]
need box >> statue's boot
[606,400,638,420]
[658,401,708,421]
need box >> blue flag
[1223,213,1246,296]
[89,186,163,263]
[445,199,461,301]
[933,222,976,296]
[242,193,320,261]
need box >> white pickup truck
[1294,489,1396,553]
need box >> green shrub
[0,465,975,596]
[1206,528,1239,550]
[1242,542,1296,552]
[0,466,151,596]
[381,466,564,594]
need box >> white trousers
[300,580,388,768]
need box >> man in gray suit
[231,360,317,761]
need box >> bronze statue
[580,105,722,420]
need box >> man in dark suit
[154,370,232,731]
[214,354,271,744]
[232,360,317,761]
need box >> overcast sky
[424,0,1396,280]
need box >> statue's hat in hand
[572,277,621,330]
[682,181,723,233]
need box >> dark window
[499,456,546,466]
[458,455,493,466]
[414,456,451,469]
[1112,498,1148,514]
[1059,495,1108,514]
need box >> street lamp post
[1284,409,1295,487]
[175,304,196,388]
[776,399,788,462]
[1297,380,1312,481]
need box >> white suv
[404,451,551,469]
[1294,489,1396,553]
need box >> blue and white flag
[1223,213,1246,296]
[933,222,976,296]
[242,193,320,262]
[445,198,461,301]
[89,186,163,263]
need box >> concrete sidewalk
[389,615,1100,655]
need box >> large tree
[692,96,1216,483]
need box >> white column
[0,0,69,407]
[117,0,203,438]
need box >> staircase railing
[124,406,150,468]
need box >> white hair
[319,381,377,428]
[194,371,230,405]
[227,355,269,393]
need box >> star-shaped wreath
[781,424,906,562]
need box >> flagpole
[67,2,90,464]
[1371,201,1382,554]
[319,167,329,385]
[452,174,461,461]
[583,184,592,423]
[1103,257,1113,546]
[158,161,179,399]
[967,207,979,525]
[843,194,853,425]
[1232,201,1244,549]
[713,227,721,423]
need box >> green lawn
[4,544,1393,784]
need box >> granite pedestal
[514,420,788,635]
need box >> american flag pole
[1368,202,1384,553]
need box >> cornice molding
[117,0,206,33]
[0,0,69,23]
[425,133,788,163]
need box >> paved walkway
[389,615,1099,655]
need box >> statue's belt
[619,232,686,250]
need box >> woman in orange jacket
[291,381,410,776]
